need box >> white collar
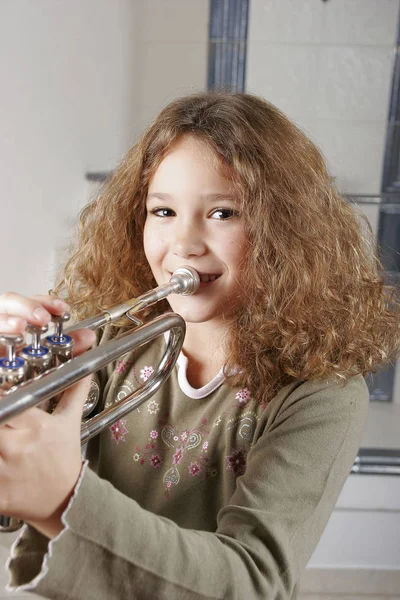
[163,332,225,399]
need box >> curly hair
[56,92,400,402]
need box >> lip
[168,270,222,287]
[198,277,220,288]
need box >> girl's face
[144,135,247,326]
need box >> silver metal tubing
[80,313,183,443]
[65,266,199,333]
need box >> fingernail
[33,307,50,322]
[6,316,18,327]
[52,299,70,311]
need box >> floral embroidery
[140,365,154,381]
[180,429,190,442]
[226,448,247,476]
[132,439,159,467]
[115,359,134,374]
[163,466,180,490]
[150,454,163,469]
[173,447,184,465]
[131,419,216,499]
[147,400,160,414]
[110,419,129,444]
[188,462,202,476]
[235,387,251,404]
[160,421,210,498]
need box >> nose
[172,219,206,258]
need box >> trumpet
[0,266,200,532]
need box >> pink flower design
[115,360,135,375]
[173,447,184,465]
[150,454,163,469]
[115,360,127,374]
[188,462,202,477]
[110,419,129,444]
[150,430,159,439]
[235,387,251,404]
[226,448,247,476]
[140,365,154,381]
[202,441,209,450]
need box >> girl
[1,92,400,600]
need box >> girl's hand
[0,376,92,526]
[0,292,95,355]
[0,291,97,535]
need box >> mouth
[198,273,221,283]
[168,271,222,287]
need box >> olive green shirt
[6,330,369,599]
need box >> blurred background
[0,1,399,598]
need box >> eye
[209,208,239,220]
[149,207,175,218]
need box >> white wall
[134,0,209,135]
[0,0,209,297]
[246,0,398,195]
[0,0,144,296]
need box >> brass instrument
[0,266,200,532]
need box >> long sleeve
[6,374,369,600]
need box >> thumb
[53,376,92,420]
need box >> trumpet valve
[0,334,27,390]
[20,324,52,378]
[44,312,74,364]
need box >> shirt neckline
[163,333,225,399]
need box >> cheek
[223,232,247,271]
[143,221,156,258]
[143,221,165,267]
[143,221,152,262]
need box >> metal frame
[207,0,249,92]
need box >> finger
[30,294,70,316]
[0,405,50,430]
[0,315,27,334]
[53,376,92,419]
[68,328,97,356]
[0,426,26,459]
[0,292,69,327]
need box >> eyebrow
[146,193,237,203]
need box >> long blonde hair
[56,92,400,402]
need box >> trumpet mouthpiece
[170,267,200,296]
